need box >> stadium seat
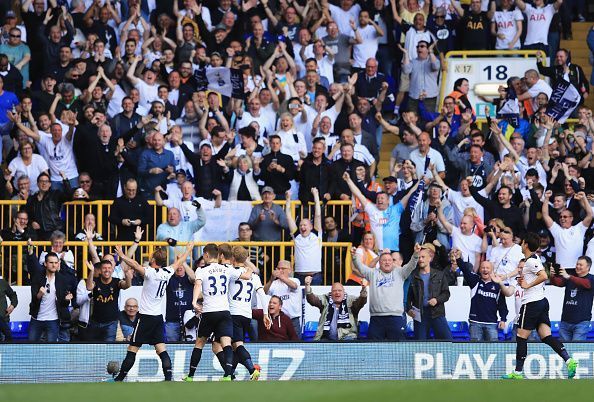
[405,320,415,339]
[302,321,318,341]
[550,321,561,338]
[448,321,470,341]
[587,322,594,340]
[10,321,29,340]
[358,321,369,340]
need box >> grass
[1,380,593,402]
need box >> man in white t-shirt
[518,69,552,111]
[408,132,445,180]
[351,10,383,69]
[127,55,159,109]
[11,111,79,190]
[286,187,323,284]
[542,190,593,270]
[487,226,524,284]
[432,173,484,225]
[516,0,562,51]
[263,259,302,336]
[324,0,362,36]
[437,202,482,270]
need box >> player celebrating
[212,245,270,380]
[111,241,195,382]
[183,243,254,381]
[502,233,578,379]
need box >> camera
[552,263,561,275]
[485,225,494,233]
[159,189,169,200]
[167,238,178,247]
[192,200,201,209]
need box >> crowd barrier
[0,342,592,383]
[0,241,352,286]
[0,200,353,242]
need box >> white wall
[8,285,575,325]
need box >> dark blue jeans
[413,307,452,340]
[368,315,406,341]
[295,272,322,286]
[28,319,59,342]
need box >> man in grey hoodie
[351,244,420,340]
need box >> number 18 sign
[441,53,542,114]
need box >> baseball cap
[175,169,187,176]
[383,176,398,183]
[261,186,275,195]
[199,140,213,149]
[6,11,16,19]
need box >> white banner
[193,200,253,242]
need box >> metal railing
[0,241,352,286]
[2,200,353,242]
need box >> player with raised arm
[183,243,254,381]
[110,239,195,382]
[502,232,578,380]
[212,245,271,380]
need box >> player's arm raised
[170,242,195,271]
[115,245,145,277]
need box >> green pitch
[2,380,594,402]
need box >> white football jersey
[521,255,546,304]
[139,266,175,315]
[195,263,244,313]
[229,269,264,318]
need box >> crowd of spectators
[0,0,592,343]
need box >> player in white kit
[111,241,195,382]
[183,243,253,381]
[212,245,270,380]
[502,233,578,380]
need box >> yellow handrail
[2,199,353,242]
[0,240,353,286]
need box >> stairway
[561,22,593,110]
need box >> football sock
[216,351,225,369]
[188,347,202,377]
[158,351,172,381]
[231,351,240,372]
[115,351,136,381]
[223,345,234,377]
[236,345,255,374]
[542,335,570,361]
[515,336,528,372]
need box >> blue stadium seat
[448,321,470,341]
[587,322,594,340]
[405,320,415,339]
[10,321,29,340]
[358,321,369,340]
[550,321,561,337]
[302,321,318,341]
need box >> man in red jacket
[253,296,299,341]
